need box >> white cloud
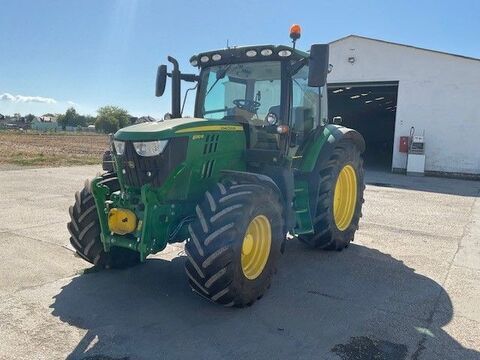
[0,93,15,101]
[67,100,80,107]
[0,92,57,104]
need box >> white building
[327,35,480,177]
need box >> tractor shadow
[51,242,479,360]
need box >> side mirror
[332,116,342,124]
[308,44,329,87]
[155,65,167,97]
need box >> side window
[291,65,320,142]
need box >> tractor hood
[114,118,244,141]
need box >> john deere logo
[127,161,135,169]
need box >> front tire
[299,140,365,250]
[185,181,285,307]
[67,173,140,269]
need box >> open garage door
[328,82,399,171]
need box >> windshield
[197,61,282,124]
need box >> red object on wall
[399,136,409,153]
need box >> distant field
[0,131,109,167]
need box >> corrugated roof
[330,35,480,62]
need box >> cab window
[291,64,320,144]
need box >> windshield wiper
[206,64,232,95]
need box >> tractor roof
[190,45,309,68]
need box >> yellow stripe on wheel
[333,165,357,231]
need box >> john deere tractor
[68,27,365,307]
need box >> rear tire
[67,173,140,269]
[185,181,285,307]
[298,141,365,250]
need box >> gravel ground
[0,166,479,360]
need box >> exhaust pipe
[168,56,181,119]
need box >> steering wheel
[233,99,261,113]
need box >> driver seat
[248,105,281,150]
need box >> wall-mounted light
[348,56,355,64]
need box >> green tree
[95,106,130,133]
[76,114,87,127]
[57,107,81,130]
[85,115,96,125]
[25,114,35,123]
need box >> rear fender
[299,124,365,173]
[294,125,365,232]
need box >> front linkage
[91,177,185,262]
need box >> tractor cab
[156,37,330,165]
[192,45,328,155]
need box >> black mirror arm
[180,74,200,82]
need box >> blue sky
[1,0,479,118]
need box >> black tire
[299,140,365,250]
[185,181,285,307]
[67,173,141,269]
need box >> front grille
[119,137,188,188]
[203,134,219,154]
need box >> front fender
[220,170,282,199]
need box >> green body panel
[292,179,313,234]
[114,118,243,141]
[92,118,246,261]
[296,125,334,172]
[92,118,354,257]
[292,125,337,235]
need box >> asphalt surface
[0,166,479,360]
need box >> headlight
[133,140,168,157]
[113,140,125,155]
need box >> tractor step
[293,182,314,234]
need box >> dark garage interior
[328,82,399,171]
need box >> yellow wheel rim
[241,215,272,280]
[333,165,358,231]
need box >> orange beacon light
[289,24,302,41]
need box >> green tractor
[68,29,365,307]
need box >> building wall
[328,36,480,175]
[31,120,60,131]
